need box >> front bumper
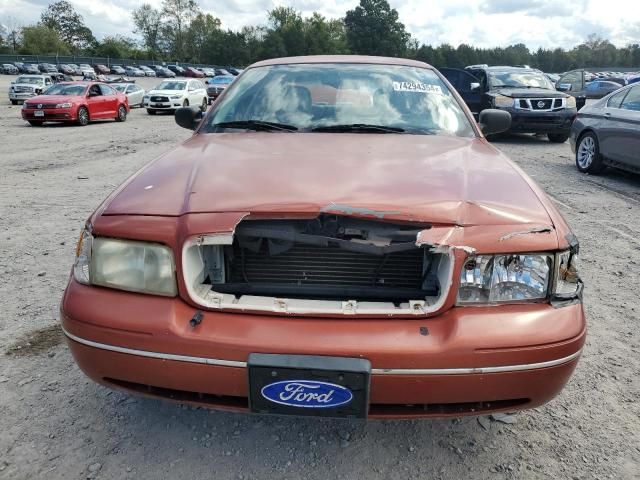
[61,279,585,418]
[9,92,36,100]
[22,108,75,121]
[501,108,577,134]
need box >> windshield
[489,71,554,89]
[156,81,185,90]
[112,84,126,92]
[16,76,43,85]
[212,76,233,84]
[43,84,87,96]
[206,64,474,136]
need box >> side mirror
[175,106,203,130]
[11,81,15,85]
[479,109,511,136]
[557,83,571,92]
[470,82,480,92]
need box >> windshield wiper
[212,120,298,132]
[311,124,405,134]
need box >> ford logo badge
[261,380,353,408]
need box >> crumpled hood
[102,133,554,228]
[494,88,567,99]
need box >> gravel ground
[0,74,638,480]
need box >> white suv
[143,79,207,114]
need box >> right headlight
[566,96,576,108]
[73,228,177,296]
[457,254,552,304]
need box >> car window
[488,70,554,89]
[99,84,116,95]
[43,84,87,96]
[621,86,640,112]
[89,85,102,96]
[607,89,627,108]
[16,76,43,85]
[207,63,476,137]
[158,81,185,90]
[45,78,52,85]
[558,71,583,92]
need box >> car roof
[249,55,433,70]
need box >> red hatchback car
[185,67,205,78]
[21,82,129,126]
[61,56,585,420]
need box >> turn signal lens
[566,96,576,108]
[73,228,93,285]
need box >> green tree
[303,13,348,55]
[40,0,95,50]
[93,35,138,59]
[132,4,163,57]
[344,0,411,57]
[185,12,221,63]
[20,25,70,55]
[161,0,200,61]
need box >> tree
[40,0,95,50]
[161,0,200,61]
[132,4,163,57]
[344,0,411,57]
[1,16,22,52]
[93,35,138,59]
[20,25,70,55]
[185,12,221,63]
[303,13,348,55]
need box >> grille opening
[184,215,452,313]
[104,378,529,416]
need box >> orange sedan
[61,56,584,419]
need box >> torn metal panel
[499,225,554,242]
[320,202,401,219]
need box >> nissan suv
[440,65,578,142]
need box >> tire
[147,109,156,115]
[11,100,17,105]
[28,120,43,127]
[575,132,605,174]
[183,99,189,107]
[77,107,89,126]
[201,97,207,111]
[115,105,127,122]
[548,132,570,143]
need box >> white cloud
[0,0,638,49]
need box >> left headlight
[170,95,182,99]
[73,229,177,296]
[493,95,514,108]
[55,103,72,108]
[457,254,552,304]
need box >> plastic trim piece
[62,327,581,375]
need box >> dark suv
[440,65,578,142]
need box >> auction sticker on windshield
[392,81,443,94]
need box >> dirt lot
[0,74,638,480]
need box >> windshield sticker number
[393,82,443,95]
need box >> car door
[556,69,586,109]
[99,84,119,116]
[127,85,143,106]
[597,88,629,160]
[438,68,483,117]
[86,84,106,118]
[604,85,640,168]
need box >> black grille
[530,99,552,110]
[553,98,563,108]
[220,243,432,301]
[25,103,57,109]
[151,96,169,102]
[230,243,423,288]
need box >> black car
[1,63,19,74]
[38,63,58,74]
[440,65,578,142]
[167,65,186,76]
[570,83,640,174]
[57,64,75,75]
[23,63,40,74]
[156,67,176,78]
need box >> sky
[1,0,639,50]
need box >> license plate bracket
[34,110,44,117]
[248,354,370,418]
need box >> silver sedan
[112,83,146,108]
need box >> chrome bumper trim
[62,327,581,375]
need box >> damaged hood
[493,88,567,98]
[102,133,553,227]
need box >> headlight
[493,95,514,108]
[72,229,177,296]
[55,102,72,108]
[457,254,552,304]
[566,96,576,108]
[170,95,182,99]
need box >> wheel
[201,97,207,111]
[548,132,570,143]
[11,100,17,105]
[77,107,89,126]
[575,132,605,174]
[115,105,127,122]
[147,109,156,115]
[183,99,189,107]
[28,120,43,127]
